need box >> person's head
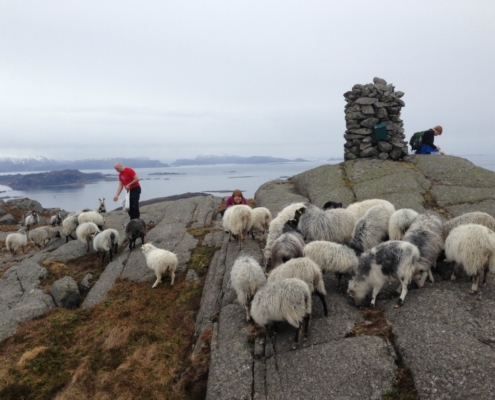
[231,189,244,205]
[114,162,125,172]
[433,125,443,136]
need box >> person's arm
[422,130,437,149]
[113,181,124,202]
[125,174,140,190]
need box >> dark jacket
[421,129,437,150]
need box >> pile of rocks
[343,77,408,161]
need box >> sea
[1,155,494,213]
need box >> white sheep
[445,224,495,294]
[78,211,105,229]
[402,213,444,286]
[443,212,495,238]
[92,228,120,262]
[141,243,178,288]
[62,215,80,243]
[349,203,395,255]
[222,205,253,251]
[250,278,312,350]
[25,211,39,230]
[346,199,395,220]
[267,256,328,316]
[347,241,421,308]
[123,218,147,251]
[6,231,28,255]
[28,226,61,248]
[303,241,359,290]
[96,198,107,213]
[323,208,357,244]
[230,255,267,321]
[76,222,101,252]
[388,209,419,241]
[50,214,63,226]
[264,203,306,263]
[250,207,272,240]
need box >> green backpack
[409,131,425,150]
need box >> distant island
[0,169,113,190]
[170,154,308,166]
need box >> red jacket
[119,167,140,190]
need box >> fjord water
[0,161,331,212]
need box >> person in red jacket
[113,162,141,219]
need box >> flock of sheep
[224,199,495,349]
[4,198,178,290]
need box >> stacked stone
[343,77,407,161]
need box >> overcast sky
[1,1,494,163]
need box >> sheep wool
[346,199,395,220]
[76,222,101,252]
[141,243,178,288]
[388,209,419,241]
[62,215,80,243]
[230,255,266,321]
[323,208,357,244]
[93,228,120,262]
[123,218,147,250]
[223,205,253,251]
[78,211,105,229]
[6,231,28,255]
[250,207,272,240]
[25,211,39,230]
[443,212,495,238]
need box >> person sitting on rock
[220,189,247,216]
[416,125,444,155]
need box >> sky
[1,1,494,163]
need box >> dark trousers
[129,186,141,219]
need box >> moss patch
[189,246,218,277]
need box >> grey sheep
[6,230,28,255]
[443,211,495,238]
[297,204,339,243]
[268,219,305,271]
[92,228,120,262]
[78,211,105,229]
[250,207,272,241]
[349,203,395,256]
[323,208,358,244]
[388,209,419,241]
[123,218,147,251]
[62,215,80,242]
[264,202,306,263]
[25,211,39,230]
[50,214,63,226]
[76,222,101,252]
[347,241,421,308]
[222,205,253,251]
[250,278,312,350]
[230,255,267,321]
[402,213,444,286]
[267,256,328,316]
[28,226,61,248]
[346,199,395,220]
[303,241,359,290]
[445,224,495,294]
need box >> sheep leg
[428,268,435,283]
[336,273,343,291]
[482,264,489,287]
[451,262,458,281]
[303,313,311,340]
[170,270,175,286]
[370,283,384,308]
[395,280,409,308]
[21,246,25,254]
[469,273,480,294]
[418,271,429,287]
[316,291,328,317]
[293,324,303,350]
[152,272,162,288]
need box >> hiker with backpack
[410,125,444,154]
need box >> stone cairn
[343,77,407,161]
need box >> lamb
[50,214,63,226]
[250,207,272,240]
[6,230,28,255]
[323,208,357,244]
[28,226,61,248]
[388,209,419,241]
[78,211,105,229]
[123,218,147,250]
[76,222,101,252]
[303,241,359,290]
[349,203,395,255]
[264,202,306,263]
[222,204,253,250]
[267,256,328,316]
[268,219,305,271]
[443,212,495,238]
[347,241,421,308]
[25,211,39,230]
[92,228,120,262]
[322,201,343,210]
[346,199,395,220]
[230,255,267,321]
[444,224,495,294]
[250,278,312,350]
[402,213,444,286]
[96,198,107,213]
[62,215,80,242]
[141,243,178,288]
